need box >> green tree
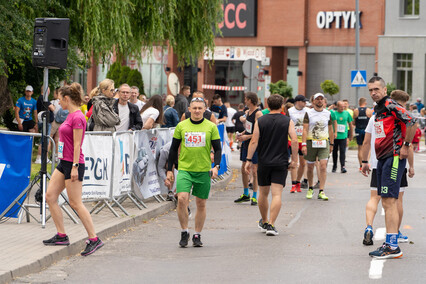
[386,82,397,96]
[269,80,293,98]
[118,66,131,86]
[320,80,340,96]
[127,69,144,94]
[106,62,122,84]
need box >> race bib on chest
[58,141,64,159]
[185,132,206,147]
[295,126,303,136]
[312,140,327,148]
[374,121,386,138]
[245,120,253,134]
[337,124,346,133]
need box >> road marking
[369,259,386,279]
[287,204,309,228]
[374,227,386,241]
[381,208,385,216]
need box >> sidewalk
[0,174,232,284]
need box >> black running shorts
[257,165,288,187]
[56,160,85,181]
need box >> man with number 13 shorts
[167,96,222,248]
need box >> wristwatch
[72,163,79,167]
[404,142,411,147]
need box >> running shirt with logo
[16,97,37,121]
[355,107,369,131]
[58,110,86,163]
[288,106,308,142]
[303,108,332,141]
[173,118,220,172]
[374,96,415,160]
[334,110,353,139]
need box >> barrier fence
[0,124,231,222]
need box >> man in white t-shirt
[224,102,237,150]
[130,86,144,111]
[114,84,142,132]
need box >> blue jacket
[162,105,179,128]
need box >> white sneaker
[34,158,41,164]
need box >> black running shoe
[266,224,279,236]
[192,234,203,247]
[313,181,320,189]
[234,194,250,203]
[258,219,268,233]
[363,227,374,246]
[43,234,70,246]
[81,238,104,256]
[332,167,337,173]
[300,180,308,189]
[248,183,253,190]
[369,243,403,259]
[179,231,190,248]
[251,197,258,206]
[341,167,347,173]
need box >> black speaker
[32,18,70,69]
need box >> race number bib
[185,132,206,147]
[245,120,253,134]
[337,124,346,133]
[58,141,64,159]
[312,140,327,148]
[295,126,303,136]
[374,121,386,138]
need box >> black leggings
[332,138,347,169]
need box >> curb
[1,173,232,284]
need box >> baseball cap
[25,85,33,92]
[294,94,308,102]
[313,93,325,100]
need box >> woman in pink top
[43,83,103,256]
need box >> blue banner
[0,133,33,218]
[217,124,230,176]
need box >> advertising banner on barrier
[82,134,113,199]
[112,132,134,197]
[0,133,33,218]
[132,130,161,198]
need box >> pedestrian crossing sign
[351,70,367,87]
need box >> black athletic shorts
[356,133,365,146]
[370,168,408,188]
[257,165,288,187]
[22,120,36,132]
[57,160,85,181]
[226,126,235,134]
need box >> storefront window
[214,61,245,107]
[136,46,168,97]
[396,53,413,95]
[403,0,419,16]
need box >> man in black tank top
[245,94,298,236]
[234,92,263,205]
[352,97,372,169]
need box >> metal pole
[355,0,360,104]
[41,67,49,228]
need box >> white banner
[113,132,134,196]
[82,134,113,199]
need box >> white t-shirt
[51,99,61,116]
[225,107,237,127]
[288,106,308,139]
[131,99,143,111]
[116,103,130,132]
[305,108,331,140]
[141,107,160,126]
[365,115,377,169]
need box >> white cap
[25,85,33,92]
[313,93,325,100]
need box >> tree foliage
[386,82,397,96]
[320,80,340,96]
[127,69,144,94]
[269,80,293,99]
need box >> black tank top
[245,108,259,135]
[355,107,368,130]
[257,113,290,166]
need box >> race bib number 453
[185,132,206,147]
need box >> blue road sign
[351,70,367,87]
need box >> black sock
[309,186,313,190]
[303,178,308,183]
[319,189,323,193]
[296,181,300,184]
[292,181,297,184]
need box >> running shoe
[179,231,190,248]
[317,191,329,200]
[43,234,70,246]
[290,184,296,193]
[397,231,409,243]
[363,227,374,246]
[234,194,250,203]
[266,224,279,236]
[332,167,337,173]
[258,219,268,233]
[251,197,258,206]
[81,238,104,256]
[296,183,302,192]
[369,243,403,259]
[313,181,320,189]
[248,183,253,191]
[341,167,347,173]
[192,234,203,247]
[306,188,314,199]
[166,191,175,201]
[300,180,308,189]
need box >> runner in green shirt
[167,96,222,248]
[332,101,353,173]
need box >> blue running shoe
[397,231,409,243]
[363,227,374,246]
[369,243,403,259]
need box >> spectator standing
[332,101,353,173]
[80,94,90,121]
[163,95,180,128]
[89,79,120,132]
[211,94,228,123]
[140,94,164,130]
[15,85,38,132]
[130,86,144,111]
[114,84,143,132]
[415,97,424,112]
[174,85,190,119]
[224,102,237,150]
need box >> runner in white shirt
[224,102,237,151]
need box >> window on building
[403,0,419,16]
[396,53,413,95]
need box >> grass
[30,162,53,181]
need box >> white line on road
[374,227,386,241]
[369,259,386,279]
[381,207,385,216]
[287,204,309,228]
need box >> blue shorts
[240,142,258,164]
[376,156,406,199]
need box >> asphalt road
[13,150,426,283]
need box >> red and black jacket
[374,96,416,160]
